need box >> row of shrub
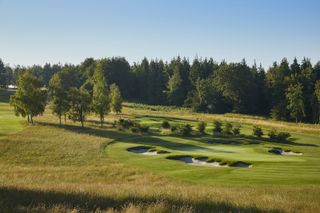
[252,126,291,141]
[114,118,291,141]
[114,118,149,133]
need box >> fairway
[1,89,320,212]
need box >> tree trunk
[80,107,84,127]
[30,116,33,124]
[27,115,30,123]
[59,115,62,126]
[100,114,104,127]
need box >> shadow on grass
[0,186,283,213]
[37,122,212,152]
[193,133,318,148]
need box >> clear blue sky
[0,0,319,69]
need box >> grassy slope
[0,89,23,137]
[0,90,319,212]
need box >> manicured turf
[0,89,319,212]
[0,89,23,137]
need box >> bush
[268,129,278,140]
[170,125,177,132]
[213,121,222,134]
[252,126,263,138]
[268,129,291,141]
[130,123,149,133]
[223,122,233,135]
[138,125,149,133]
[277,132,291,141]
[232,125,241,135]
[116,119,134,129]
[177,124,192,136]
[197,121,207,134]
[161,120,170,129]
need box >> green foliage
[49,73,70,125]
[213,121,223,134]
[268,129,291,141]
[67,87,91,127]
[223,122,233,135]
[170,125,177,132]
[232,125,241,136]
[110,83,122,113]
[197,121,207,134]
[173,124,193,136]
[9,71,47,124]
[161,120,170,129]
[252,126,263,138]
[92,61,110,127]
[286,83,305,122]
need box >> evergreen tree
[0,59,7,88]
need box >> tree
[110,83,122,113]
[92,62,110,127]
[314,80,320,123]
[68,87,91,127]
[286,83,305,122]
[0,59,7,88]
[49,73,70,126]
[10,71,47,124]
[214,62,257,113]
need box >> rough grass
[0,90,319,212]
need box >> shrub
[223,122,233,135]
[232,125,241,135]
[277,132,291,141]
[213,121,222,134]
[138,125,149,133]
[130,123,149,133]
[161,120,170,129]
[197,121,207,134]
[268,129,278,140]
[170,125,177,132]
[268,129,291,141]
[117,118,134,129]
[252,126,263,138]
[177,124,192,136]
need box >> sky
[0,0,319,69]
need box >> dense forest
[1,57,320,124]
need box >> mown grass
[0,90,319,212]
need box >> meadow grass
[0,90,319,212]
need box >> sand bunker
[269,147,302,156]
[127,146,170,155]
[230,161,252,168]
[167,155,251,168]
[175,156,228,167]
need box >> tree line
[1,56,320,124]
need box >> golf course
[1,88,319,212]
